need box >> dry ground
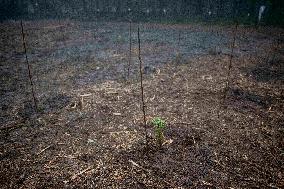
[0,20,283,188]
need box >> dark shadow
[42,94,71,113]
[247,56,284,82]
[18,101,37,120]
[228,87,272,110]
[111,125,213,188]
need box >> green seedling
[151,117,166,147]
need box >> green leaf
[151,117,166,129]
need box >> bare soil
[0,20,283,188]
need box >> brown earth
[0,20,283,188]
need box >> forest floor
[0,20,283,188]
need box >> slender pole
[127,19,132,78]
[223,21,238,100]
[138,25,148,147]
[177,29,181,55]
[178,30,181,47]
[20,20,38,112]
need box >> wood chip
[129,160,150,172]
[113,113,122,116]
[80,93,92,97]
[71,166,93,180]
[37,145,53,155]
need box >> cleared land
[0,20,283,188]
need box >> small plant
[151,117,166,147]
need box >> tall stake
[20,20,38,112]
[223,21,238,100]
[127,19,132,78]
[178,30,181,47]
[138,25,148,147]
[177,29,181,55]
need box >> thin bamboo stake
[223,21,238,100]
[20,20,38,112]
[178,30,181,47]
[127,19,132,78]
[177,29,181,55]
[137,25,148,147]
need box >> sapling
[151,117,166,147]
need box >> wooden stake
[20,20,38,112]
[177,29,181,55]
[178,30,181,47]
[137,25,148,147]
[223,21,238,100]
[127,19,132,78]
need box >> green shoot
[151,117,166,147]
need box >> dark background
[1,0,284,26]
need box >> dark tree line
[0,0,283,26]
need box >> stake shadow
[247,56,283,82]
